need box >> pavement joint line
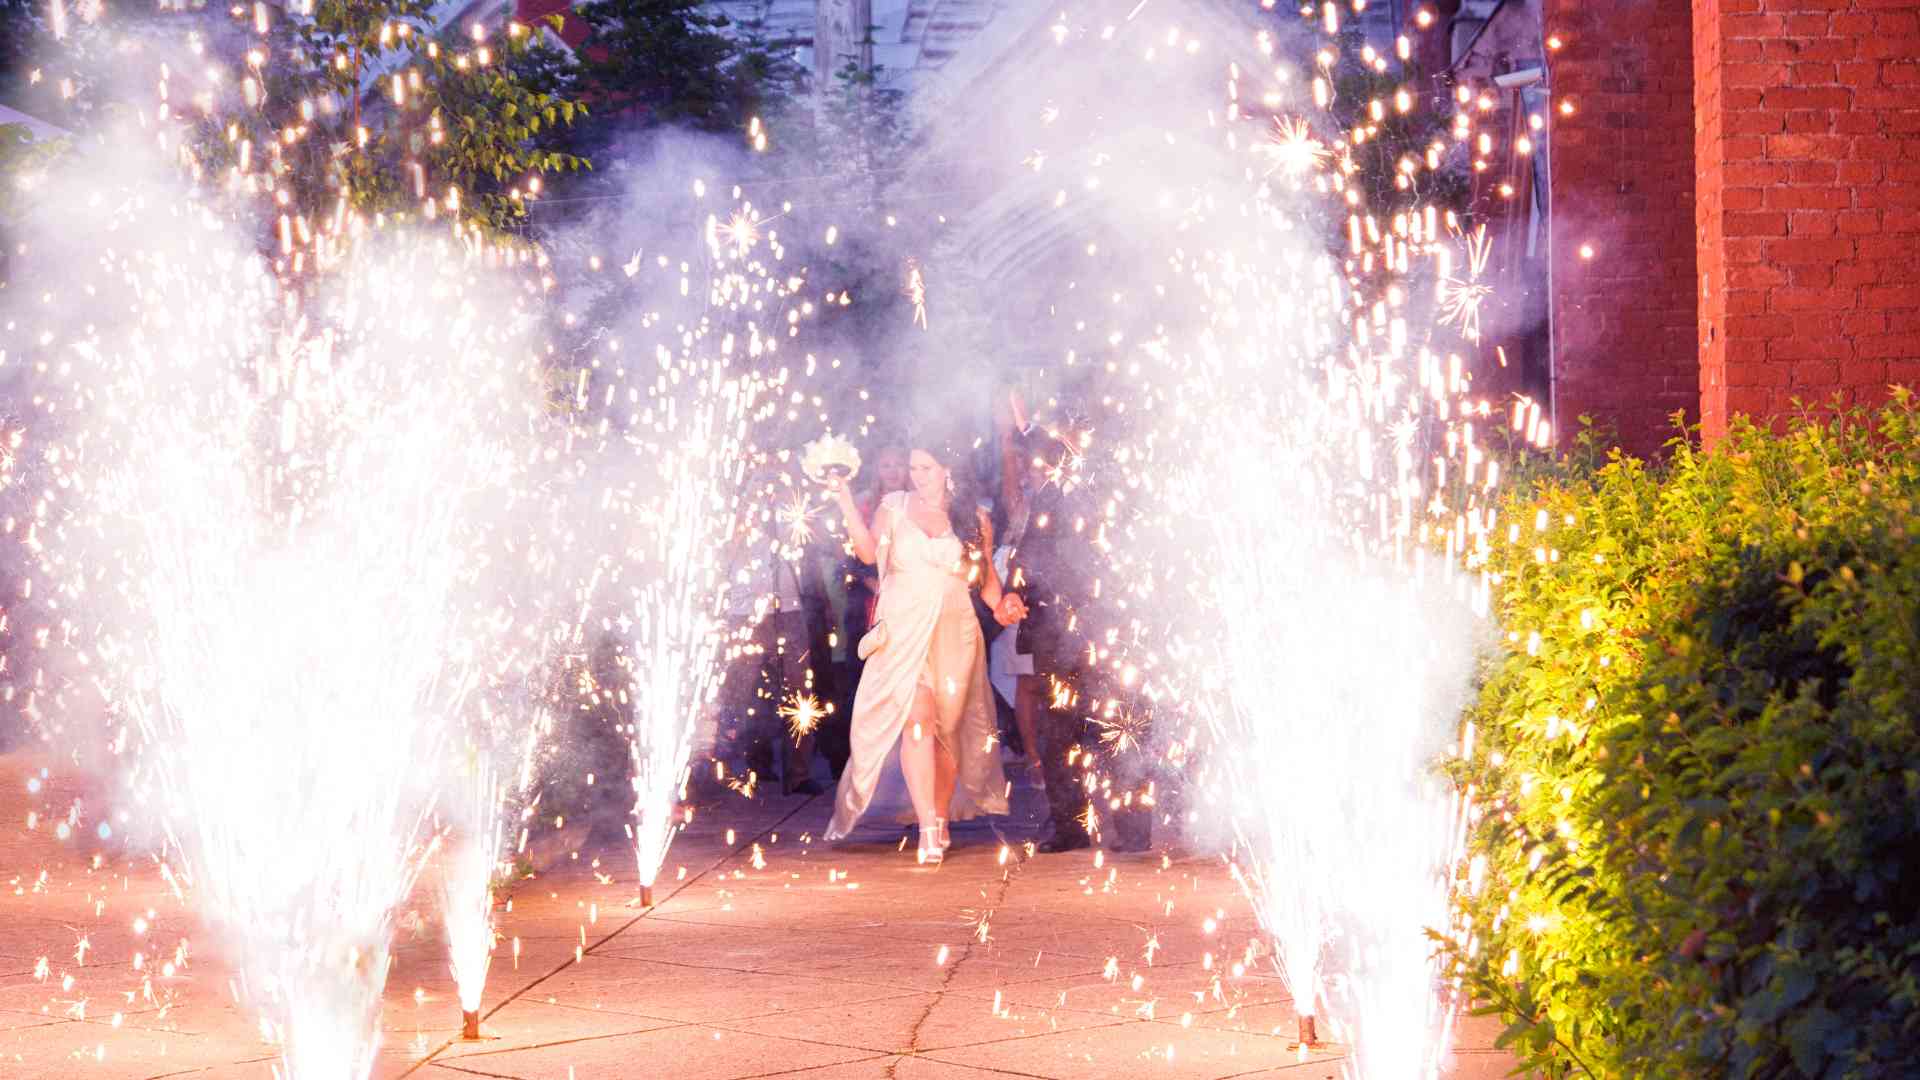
[883,828,1031,1078]
[1213,1050,1351,1077]
[718,1004,1146,1061]
[478,995,686,1024]
[583,958,957,1003]
[709,1049,896,1080]
[433,1017,701,1061]
[751,1050,1057,1080]
[772,966,1112,998]
[427,981,1318,1078]
[430,984,1132,1072]
[0,1014,75,1034]
[144,1055,280,1080]
[509,982,900,1029]
[910,1024,1313,1079]
[520,952,776,979]
[413,1060,529,1080]
[915,1013,1143,1055]
[396,791,826,1077]
[883,1051,1067,1080]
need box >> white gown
[825,492,1009,840]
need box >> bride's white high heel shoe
[913,818,944,860]
[916,826,944,865]
[935,817,951,852]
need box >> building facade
[1474,0,1920,453]
[512,0,1920,454]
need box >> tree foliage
[0,122,69,223]
[569,0,795,139]
[1321,24,1469,228]
[764,60,913,352]
[186,0,588,235]
[1449,392,1920,1078]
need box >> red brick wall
[1695,0,1729,437]
[1542,0,1699,458]
[1692,0,1920,441]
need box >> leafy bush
[1449,391,1920,1078]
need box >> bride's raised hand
[827,474,857,514]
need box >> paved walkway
[1,751,1516,1078]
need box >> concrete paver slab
[714,989,1129,1056]
[426,1024,884,1080]
[0,752,1523,1079]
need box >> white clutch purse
[856,620,889,661]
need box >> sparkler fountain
[3,148,550,1074]
[554,194,798,907]
[438,700,553,1039]
[437,481,578,1038]
[616,397,748,913]
[983,4,1510,1074]
[441,753,504,1040]
[1152,237,1476,1068]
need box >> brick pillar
[1694,0,1729,438]
[1693,0,1920,441]
[1542,1,1699,458]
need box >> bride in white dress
[824,440,1025,863]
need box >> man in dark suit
[994,391,1155,855]
[993,393,1099,853]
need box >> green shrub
[1449,391,1920,1078]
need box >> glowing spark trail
[906,258,929,329]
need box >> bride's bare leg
[898,686,940,832]
[933,740,958,821]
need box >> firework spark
[777,490,819,546]
[1093,709,1150,755]
[1438,225,1495,344]
[719,208,766,255]
[905,258,929,329]
[1264,116,1329,177]
[778,692,827,740]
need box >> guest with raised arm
[989,393,1051,788]
[993,390,1099,853]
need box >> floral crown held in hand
[800,433,862,486]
